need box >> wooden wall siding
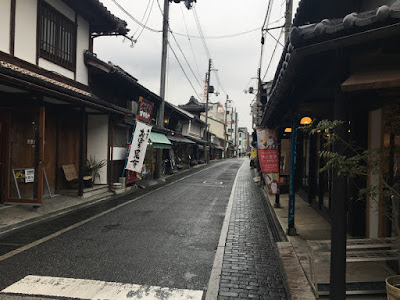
[44,113,57,194]
[56,111,81,190]
[10,111,38,199]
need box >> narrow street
[0,159,287,300]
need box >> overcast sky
[95,0,300,132]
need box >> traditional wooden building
[261,0,400,295]
[0,0,129,205]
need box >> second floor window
[39,1,76,70]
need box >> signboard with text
[257,128,280,195]
[126,121,152,173]
[138,99,153,123]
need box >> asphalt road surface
[0,159,244,300]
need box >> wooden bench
[62,164,92,187]
[308,237,400,297]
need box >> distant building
[238,127,249,157]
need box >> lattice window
[39,1,76,70]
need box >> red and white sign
[258,149,279,173]
[138,100,153,123]
[257,128,280,195]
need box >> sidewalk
[265,187,392,299]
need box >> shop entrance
[2,107,45,205]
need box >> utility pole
[285,0,293,41]
[155,0,170,179]
[204,59,212,163]
[235,110,238,157]
[156,0,195,178]
[224,95,228,158]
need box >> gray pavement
[2,158,389,300]
[216,164,287,299]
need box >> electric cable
[168,41,202,100]
[180,4,203,82]
[133,0,156,44]
[156,0,203,94]
[131,0,153,37]
[262,27,285,81]
[169,29,203,89]
[192,7,211,60]
[111,0,162,33]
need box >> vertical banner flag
[257,128,280,195]
[126,121,152,173]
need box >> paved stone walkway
[218,165,288,300]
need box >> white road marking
[1,275,203,300]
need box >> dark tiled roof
[263,3,400,125]
[290,4,400,48]
[0,60,131,115]
[63,0,129,36]
[84,51,162,105]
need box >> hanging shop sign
[257,128,280,195]
[138,99,153,123]
[126,121,152,173]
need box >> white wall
[0,0,11,54]
[87,115,109,184]
[182,121,191,136]
[14,0,37,64]
[38,58,75,79]
[368,108,382,238]
[191,122,202,137]
[76,15,89,85]
[12,0,89,85]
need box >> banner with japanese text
[257,128,280,195]
[138,99,153,123]
[126,121,152,173]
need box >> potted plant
[86,156,107,185]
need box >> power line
[259,0,275,69]
[192,7,211,60]
[133,0,156,43]
[262,27,285,81]
[131,0,153,37]
[168,41,202,99]
[156,0,203,91]
[169,29,203,89]
[180,4,203,82]
[173,27,262,39]
[111,0,162,33]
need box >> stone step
[58,185,110,198]
[81,186,110,199]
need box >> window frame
[38,0,77,71]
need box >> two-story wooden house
[0,0,130,205]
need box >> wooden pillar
[287,112,298,236]
[330,90,347,299]
[78,107,85,197]
[308,133,317,204]
[318,135,325,210]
